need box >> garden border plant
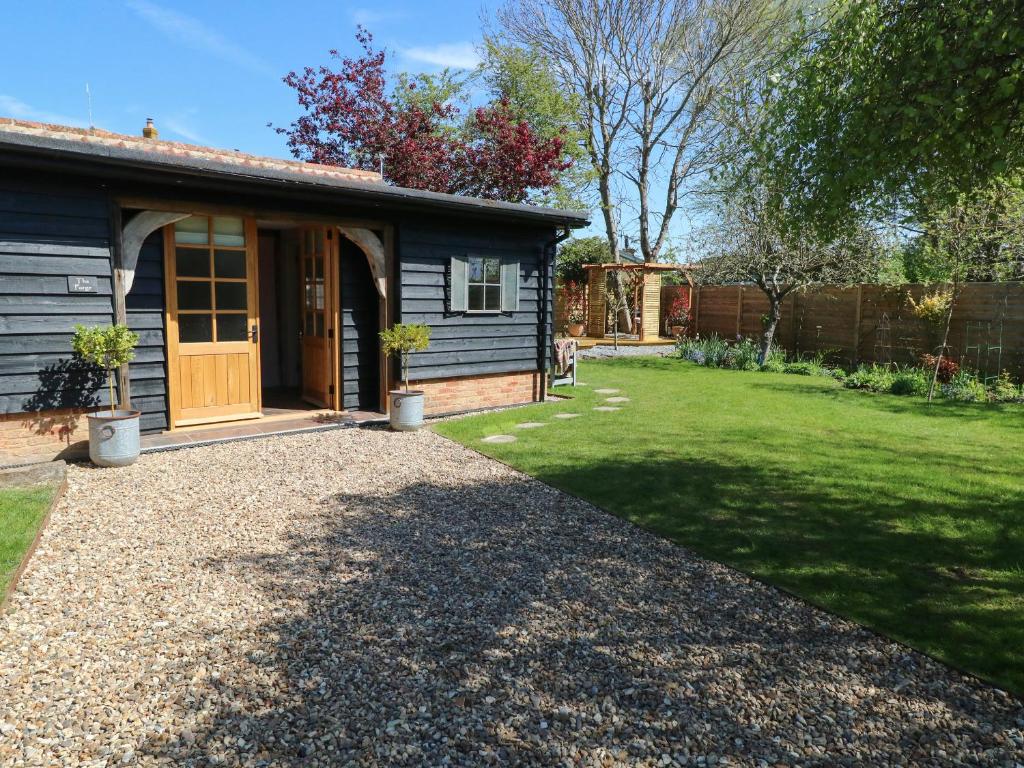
[676,333,1022,404]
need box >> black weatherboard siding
[0,180,114,414]
[398,217,552,381]
[339,236,380,410]
[125,228,170,432]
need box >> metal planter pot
[389,390,425,431]
[87,410,141,467]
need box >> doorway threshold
[141,410,387,455]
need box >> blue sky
[0,0,489,154]
[2,2,693,243]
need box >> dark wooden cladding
[397,217,551,382]
[125,231,169,432]
[0,162,568,435]
[339,237,379,410]
[0,180,114,414]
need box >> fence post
[735,285,743,338]
[693,285,702,336]
[852,284,863,366]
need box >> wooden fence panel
[696,286,741,338]
[739,288,771,340]
[558,279,1024,376]
[689,280,1024,377]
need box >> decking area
[570,335,676,349]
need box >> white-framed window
[467,255,502,312]
[449,254,520,314]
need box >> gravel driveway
[1,428,1021,767]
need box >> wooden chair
[550,339,578,387]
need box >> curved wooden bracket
[337,226,386,299]
[122,210,190,293]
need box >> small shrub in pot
[379,323,431,431]
[71,324,141,467]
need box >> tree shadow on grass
[532,450,1024,696]
[143,469,1022,766]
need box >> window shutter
[449,255,468,312]
[500,259,520,313]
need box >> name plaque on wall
[67,276,98,293]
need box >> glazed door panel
[299,227,337,408]
[165,216,261,428]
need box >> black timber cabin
[0,119,588,465]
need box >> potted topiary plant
[379,322,431,431]
[71,323,141,467]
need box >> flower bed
[676,334,1023,403]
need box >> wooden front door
[164,215,261,428]
[299,227,338,408]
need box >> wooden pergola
[582,262,697,340]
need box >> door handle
[250,324,259,343]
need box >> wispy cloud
[349,7,409,26]
[126,0,274,76]
[0,94,88,127]
[401,41,480,70]
[163,109,209,145]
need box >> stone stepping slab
[552,413,581,420]
[593,388,620,394]
[481,435,517,444]
[593,406,621,412]
[515,422,548,429]
[604,396,630,403]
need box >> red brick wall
[410,371,542,415]
[0,409,94,465]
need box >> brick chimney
[142,118,158,139]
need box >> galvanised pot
[389,390,425,431]
[87,409,141,467]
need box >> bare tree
[696,182,884,363]
[496,0,796,265]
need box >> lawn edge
[432,429,1024,702]
[0,465,67,614]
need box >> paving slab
[481,434,517,444]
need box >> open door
[164,215,261,428]
[299,227,339,408]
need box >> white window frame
[466,255,502,313]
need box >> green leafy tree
[379,323,431,392]
[475,39,591,209]
[762,0,1024,233]
[905,183,1024,399]
[556,236,611,283]
[71,324,139,416]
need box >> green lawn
[0,484,57,597]
[435,357,1024,694]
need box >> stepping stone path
[515,422,548,429]
[593,388,620,394]
[481,435,517,444]
[605,396,630,403]
[552,413,581,420]
[593,406,621,412]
